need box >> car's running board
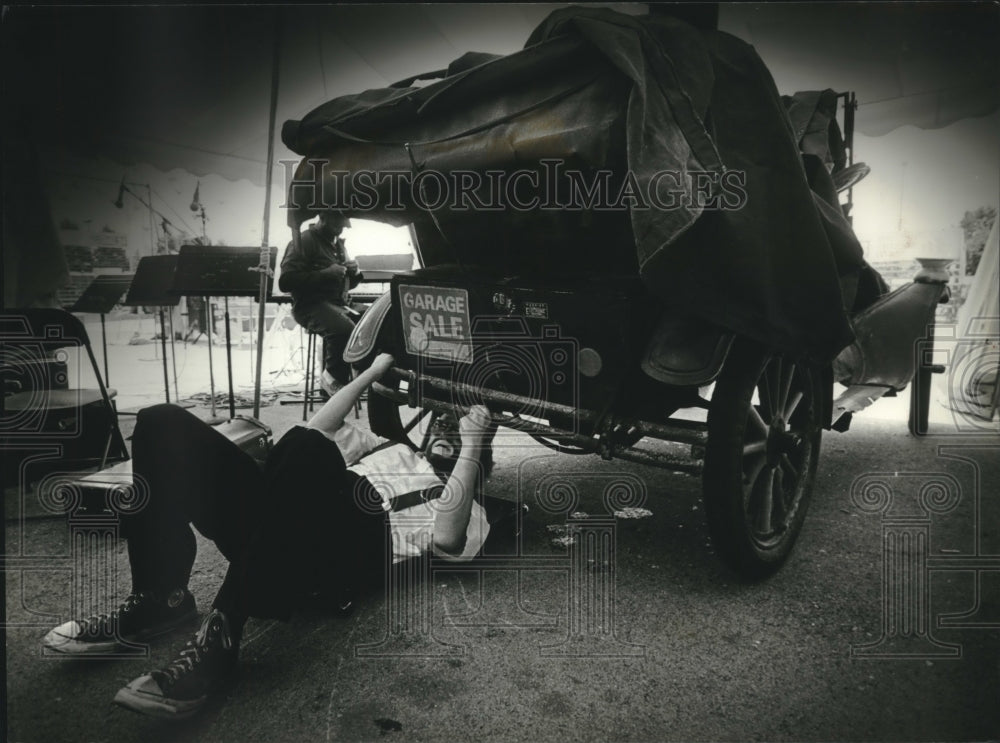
[830,384,896,431]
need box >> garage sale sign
[399,285,474,364]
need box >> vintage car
[280,8,949,578]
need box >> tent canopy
[4,3,997,186]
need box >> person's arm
[306,353,395,434]
[432,405,491,554]
[345,260,364,290]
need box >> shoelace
[82,593,146,632]
[155,617,230,688]
[157,643,206,687]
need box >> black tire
[703,339,823,579]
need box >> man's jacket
[278,224,361,305]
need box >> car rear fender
[640,313,735,387]
[344,291,393,365]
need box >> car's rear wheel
[703,339,823,579]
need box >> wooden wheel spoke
[743,454,768,497]
[761,360,780,418]
[785,390,804,420]
[753,467,776,534]
[743,439,767,457]
[780,453,799,481]
[749,405,770,436]
[780,361,795,414]
[403,407,431,435]
[773,466,788,524]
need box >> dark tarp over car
[282,7,866,363]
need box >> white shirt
[316,421,490,564]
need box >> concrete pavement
[4,383,999,742]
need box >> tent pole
[254,9,283,419]
[224,296,236,419]
[207,299,217,417]
[158,308,170,404]
[100,312,110,384]
[168,308,179,400]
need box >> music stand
[169,245,276,419]
[65,274,134,385]
[123,255,180,404]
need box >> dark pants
[291,299,356,385]
[123,405,262,600]
[122,405,387,621]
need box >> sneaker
[42,589,196,655]
[113,609,237,720]
[320,369,340,397]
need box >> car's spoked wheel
[743,357,814,542]
[400,406,436,451]
[704,340,822,579]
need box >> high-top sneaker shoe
[113,609,238,719]
[42,589,196,654]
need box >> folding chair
[1,308,130,485]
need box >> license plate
[398,285,473,364]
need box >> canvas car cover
[282,7,865,362]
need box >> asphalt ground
[4,392,999,743]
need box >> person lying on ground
[43,353,496,720]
